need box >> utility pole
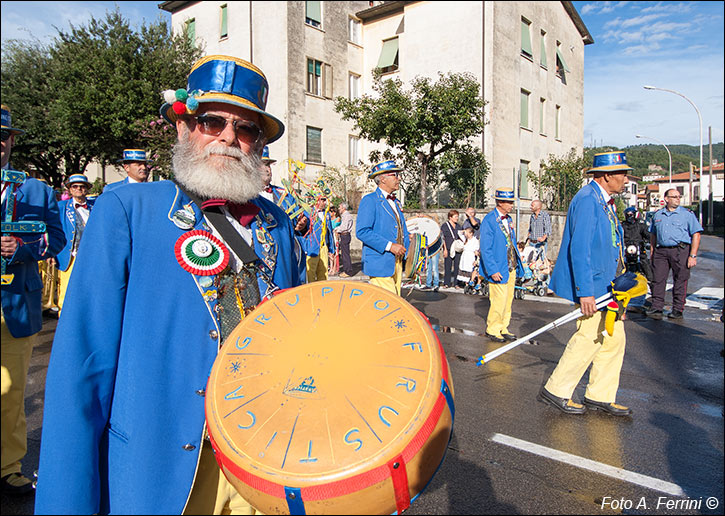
[688,162,693,206]
[708,126,713,232]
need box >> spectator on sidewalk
[441,210,463,288]
[528,199,552,259]
[335,202,354,277]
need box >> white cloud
[620,13,667,29]
[581,3,598,15]
[641,2,693,15]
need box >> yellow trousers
[183,438,259,515]
[57,257,75,310]
[0,313,36,478]
[306,245,329,283]
[369,258,404,296]
[486,272,516,337]
[545,310,626,403]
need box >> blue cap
[261,146,276,163]
[624,206,636,214]
[160,55,285,144]
[1,104,25,135]
[65,174,92,186]
[368,160,403,179]
[117,149,148,163]
[494,188,516,201]
[588,151,633,174]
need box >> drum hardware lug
[183,443,196,451]
[393,462,400,469]
[288,492,296,499]
[196,389,206,396]
[209,330,219,340]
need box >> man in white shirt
[334,202,354,277]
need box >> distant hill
[585,143,723,178]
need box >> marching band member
[36,55,299,514]
[480,188,524,343]
[540,151,632,416]
[304,194,336,282]
[356,160,409,295]
[1,104,65,496]
[103,148,150,192]
[55,173,96,311]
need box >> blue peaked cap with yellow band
[117,149,148,163]
[65,174,92,186]
[261,146,276,163]
[368,160,403,179]
[160,55,285,144]
[1,104,25,135]
[494,187,516,201]
[588,151,633,174]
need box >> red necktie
[201,199,260,227]
[607,199,615,205]
[75,203,87,210]
[387,193,396,201]
[501,215,508,220]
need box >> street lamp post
[643,85,703,224]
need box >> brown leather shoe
[583,398,632,416]
[538,388,586,414]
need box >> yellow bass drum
[205,280,454,515]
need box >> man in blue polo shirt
[647,188,702,320]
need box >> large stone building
[159,1,592,208]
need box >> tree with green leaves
[529,147,591,212]
[1,9,200,187]
[334,70,487,209]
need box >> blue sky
[572,1,724,149]
[2,1,723,150]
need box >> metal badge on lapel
[175,230,229,275]
[172,204,197,230]
[254,218,277,271]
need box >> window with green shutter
[519,161,530,198]
[306,1,321,28]
[220,5,228,39]
[540,30,547,68]
[307,58,322,96]
[521,19,533,59]
[376,38,399,74]
[520,90,530,129]
[539,98,546,135]
[186,18,195,46]
[556,44,571,75]
[307,127,322,163]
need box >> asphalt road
[4,236,723,515]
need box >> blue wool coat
[356,189,410,277]
[1,174,65,338]
[479,209,524,284]
[304,210,336,258]
[102,176,131,193]
[56,196,96,271]
[549,181,623,303]
[35,181,299,515]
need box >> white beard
[172,131,266,203]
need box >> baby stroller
[462,256,489,297]
[515,243,551,298]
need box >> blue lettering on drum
[344,428,363,451]
[299,441,318,463]
[396,377,417,392]
[374,300,389,311]
[255,313,271,325]
[224,385,245,400]
[235,336,252,350]
[378,406,399,427]
[286,294,300,307]
[321,286,334,297]
[403,342,423,352]
[237,411,256,429]
[349,288,363,299]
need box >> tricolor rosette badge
[175,230,230,276]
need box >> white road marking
[490,433,686,497]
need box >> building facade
[159,1,591,208]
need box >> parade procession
[1,2,723,515]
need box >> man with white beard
[35,56,299,515]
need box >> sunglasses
[188,114,264,148]
[1,130,11,142]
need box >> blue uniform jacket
[56,197,96,271]
[304,210,336,258]
[549,181,623,303]
[1,174,65,338]
[102,176,130,193]
[356,189,410,277]
[35,181,299,515]
[479,209,524,284]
